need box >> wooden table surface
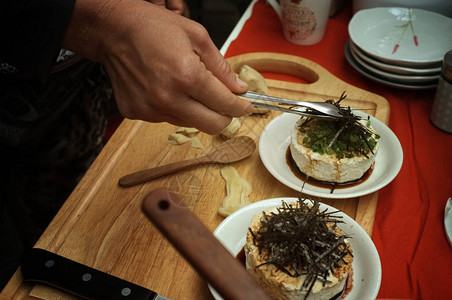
[3,53,389,300]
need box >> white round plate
[345,41,438,90]
[349,7,452,67]
[349,40,440,84]
[258,111,403,199]
[350,40,441,76]
[209,198,382,300]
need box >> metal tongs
[240,91,343,119]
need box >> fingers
[174,51,252,118]
[166,0,184,14]
[105,50,235,134]
[186,24,248,94]
[161,97,234,134]
[147,0,183,14]
[116,87,234,135]
[179,22,252,117]
[188,65,254,119]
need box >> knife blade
[21,248,169,300]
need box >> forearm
[61,0,130,63]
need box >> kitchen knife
[21,248,169,300]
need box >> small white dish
[349,40,440,84]
[258,111,403,199]
[345,40,439,89]
[350,40,441,76]
[349,7,452,67]
[445,197,452,248]
[210,198,382,300]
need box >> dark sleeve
[0,0,76,80]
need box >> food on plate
[290,98,380,184]
[220,117,243,139]
[218,166,252,217]
[245,198,353,300]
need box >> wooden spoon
[142,188,271,300]
[118,136,256,187]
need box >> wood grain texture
[118,136,256,187]
[1,53,389,300]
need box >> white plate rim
[258,111,403,199]
[348,7,452,66]
[209,197,382,300]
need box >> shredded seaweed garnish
[298,92,380,159]
[250,196,353,299]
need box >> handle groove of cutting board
[229,52,338,89]
[230,52,322,85]
[142,188,271,300]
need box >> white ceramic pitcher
[266,0,332,45]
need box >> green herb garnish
[249,197,352,299]
[298,92,380,159]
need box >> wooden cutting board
[2,53,389,300]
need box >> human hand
[63,0,252,134]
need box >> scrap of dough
[168,133,192,145]
[239,65,268,95]
[218,166,252,217]
[176,127,199,137]
[220,117,243,139]
[169,127,204,149]
[189,137,203,149]
[168,133,204,149]
[238,65,270,114]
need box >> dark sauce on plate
[236,247,246,266]
[286,146,373,193]
[235,246,352,299]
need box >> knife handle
[21,248,157,300]
[142,188,271,300]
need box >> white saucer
[350,40,441,76]
[345,40,439,90]
[258,112,403,199]
[349,7,452,67]
[349,40,440,84]
[210,198,382,300]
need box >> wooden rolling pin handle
[142,188,271,300]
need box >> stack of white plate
[345,7,452,89]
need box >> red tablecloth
[225,1,452,299]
